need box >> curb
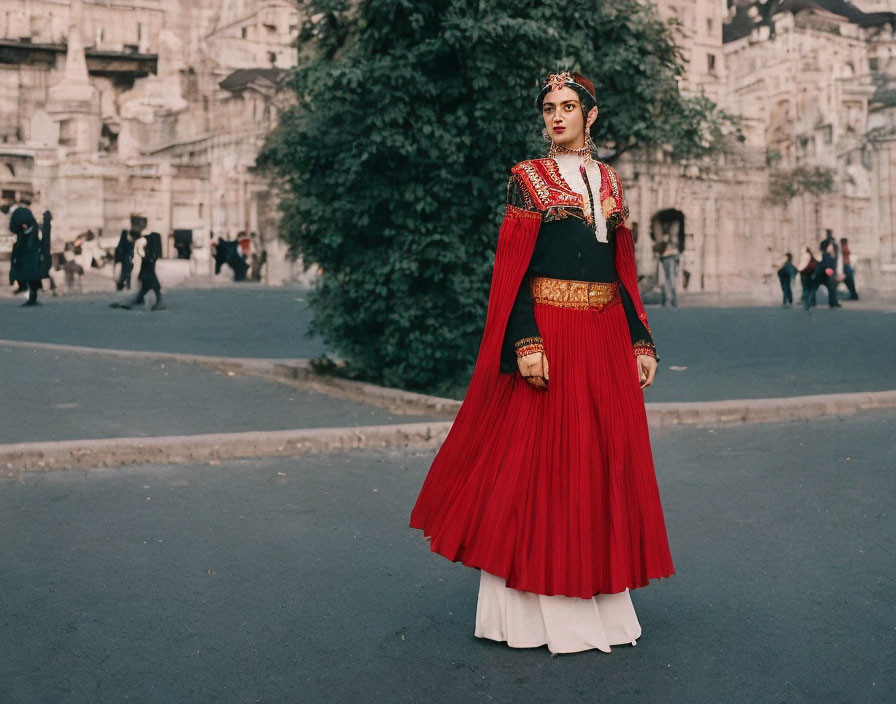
[2,339,896,473]
[645,390,896,426]
[3,391,896,473]
[13,339,896,424]
[0,422,453,476]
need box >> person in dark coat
[213,237,249,281]
[8,207,51,306]
[114,230,136,290]
[776,252,797,307]
[796,247,818,311]
[815,239,841,308]
[111,231,165,310]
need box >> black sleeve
[500,278,543,372]
[620,284,658,360]
[499,175,543,374]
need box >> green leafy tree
[261,0,734,394]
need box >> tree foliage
[261,0,734,394]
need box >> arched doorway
[650,209,685,255]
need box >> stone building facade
[3,1,896,296]
[620,0,896,298]
[0,0,300,282]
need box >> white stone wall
[0,0,302,284]
[619,1,896,297]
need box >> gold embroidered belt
[529,276,620,311]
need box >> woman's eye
[564,104,575,111]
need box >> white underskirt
[474,570,642,654]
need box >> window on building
[263,23,277,33]
[241,26,248,39]
[707,53,716,74]
[706,18,713,34]
[59,119,76,147]
[870,58,879,71]
[95,26,104,45]
[137,22,143,42]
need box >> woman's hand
[517,351,549,390]
[637,355,657,389]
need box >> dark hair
[9,206,37,235]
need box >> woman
[410,72,674,654]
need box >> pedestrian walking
[839,237,859,300]
[796,246,818,310]
[8,207,51,306]
[776,252,797,306]
[61,242,85,293]
[110,231,165,310]
[114,229,135,290]
[410,72,673,655]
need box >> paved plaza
[1,414,894,703]
[2,287,896,403]
[1,287,894,703]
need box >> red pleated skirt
[410,298,675,598]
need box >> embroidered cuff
[515,336,544,358]
[633,340,658,360]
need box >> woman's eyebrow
[544,99,581,107]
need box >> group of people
[212,232,266,282]
[777,233,859,310]
[6,206,165,310]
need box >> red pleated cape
[409,165,674,598]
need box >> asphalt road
[2,289,895,402]
[0,345,435,444]
[1,412,893,703]
[0,287,325,360]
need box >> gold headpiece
[544,72,573,92]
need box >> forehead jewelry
[544,72,573,92]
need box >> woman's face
[541,86,596,149]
